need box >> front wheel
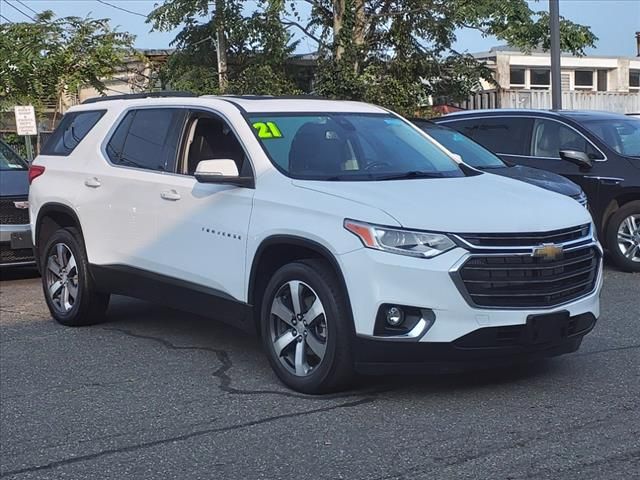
[605,201,640,272]
[260,259,353,394]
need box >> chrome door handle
[160,189,181,201]
[84,177,101,188]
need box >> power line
[0,13,14,23]
[95,0,147,18]
[14,0,38,16]
[2,1,36,22]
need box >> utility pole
[214,0,228,93]
[549,0,562,110]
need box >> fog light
[386,306,404,326]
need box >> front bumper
[354,312,596,374]
[0,223,35,266]
[338,246,602,368]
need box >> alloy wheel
[45,243,79,313]
[617,214,640,263]
[269,280,328,377]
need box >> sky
[0,0,638,57]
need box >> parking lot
[0,265,638,479]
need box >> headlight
[344,219,456,258]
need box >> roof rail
[81,91,197,104]
[214,94,329,101]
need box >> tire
[260,259,354,394]
[605,201,640,273]
[40,227,110,326]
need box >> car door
[148,109,255,302]
[524,117,605,206]
[76,107,187,271]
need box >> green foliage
[307,0,597,111]
[0,11,134,113]
[149,0,596,111]
[149,0,300,95]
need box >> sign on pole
[14,106,37,162]
[14,106,38,136]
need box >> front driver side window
[531,119,602,159]
[180,114,250,176]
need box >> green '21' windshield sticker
[253,121,283,139]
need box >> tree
[285,0,597,114]
[0,11,134,115]
[148,0,300,95]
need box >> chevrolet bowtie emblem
[532,243,564,262]
[13,201,29,210]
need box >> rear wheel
[41,228,110,326]
[260,259,353,394]
[606,201,640,272]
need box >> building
[463,44,640,113]
[475,45,640,93]
[77,49,172,104]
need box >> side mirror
[560,150,592,170]
[194,159,254,188]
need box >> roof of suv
[437,109,630,122]
[77,93,387,115]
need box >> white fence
[461,89,640,113]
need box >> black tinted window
[107,109,186,171]
[449,118,532,155]
[41,110,105,156]
[530,119,603,159]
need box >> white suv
[29,94,602,393]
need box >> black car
[0,139,34,267]
[411,118,587,205]
[434,110,640,272]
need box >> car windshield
[0,141,28,171]
[580,118,640,158]
[418,123,506,169]
[248,113,465,180]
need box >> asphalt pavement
[1,265,638,479]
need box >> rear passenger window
[41,110,105,156]
[106,108,186,172]
[465,118,532,155]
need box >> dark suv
[0,139,33,267]
[434,110,640,272]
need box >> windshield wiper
[375,171,443,181]
[476,165,505,170]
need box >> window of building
[41,110,105,156]
[574,70,594,90]
[530,69,550,90]
[630,70,640,91]
[597,70,608,92]
[509,68,525,88]
[106,108,186,172]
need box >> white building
[474,45,640,93]
[463,44,640,113]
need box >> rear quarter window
[40,110,106,156]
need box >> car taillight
[28,165,45,184]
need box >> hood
[293,173,591,233]
[0,169,29,198]
[485,165,582,197]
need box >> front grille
[0,197,29,225]
[0,243,34,264]
[457,245,599,308]
[457,224,591,248]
